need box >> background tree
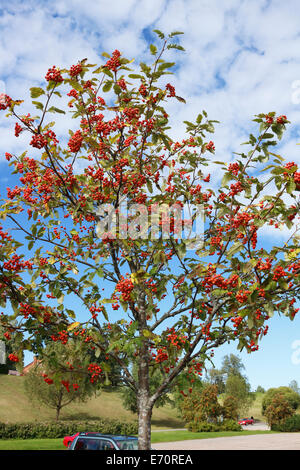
[171,369,203,411]
[224,373,255,417]
[221,354,246,380]
[222,395,239,421]
[288,380,300,395]
[24,341,97,420]
[262,386,300,415]
[206,367,226,394]
[0,30,299,449]
[256,385,265,393]
[180,383,222,425]
[264,394,294,429]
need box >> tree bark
[137,385,153,450]
[137,289,153,450]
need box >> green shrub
[0,419,138,440]
[187,421,220,432]
[262,387,300,414]
[220,419,242,431]
[187,418,242,433]
[272,414,300,432]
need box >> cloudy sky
[0,0,300,390]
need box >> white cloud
[0,0,299,241]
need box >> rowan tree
[264,394,294,429]
[24,340,96,420]
[0,30,299,449]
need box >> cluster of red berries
[19,303,38,319]
[206,141,215,152]
[231,316,243,329]
[15,123,23,137]
[139,84,147,97]
[69,63,83,77]
[42,374,54,385]
[61,380,70,392]
[51,330,68,345]
[30,134,47,149]
[115,277,134,302]
[104,50,121,72]
[166,83,176,97]
[0,93,12,110]
[45,66,63,83]
[8,354,19,363]
[154,348,169,364]
[228,162,240,176]
[236,290,251,303]
[117,79,127,91]
[273,265,287,281]
[276,115,287,124]
[3,255,33,272]
[87,363,102,383]
[68,130,83,153]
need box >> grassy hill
[0,375,272,428]
[0,375,184,429]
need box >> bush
[220,419,242,432]
[264,394,294,428]
[187,421,220,432]
[187,419,242,433]
[262,387,300,414]
[272,414,300,432]
[0,419,138,440]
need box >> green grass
[150,429,277,443]
[0,438,66,450]
[0,430,278,450]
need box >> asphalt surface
[151,423,300,450]
[152,431,300,450]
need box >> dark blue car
[68,432,139,450]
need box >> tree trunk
[55,389,63,421]
[137,390,153,450]
[137,289,153,450]
[56,404,61,421]
[137,354,153,450]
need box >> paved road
[152,433,300,450]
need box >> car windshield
[115,439,139,450]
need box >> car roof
[77,432,137,440]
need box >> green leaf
[150,44,157,55]
[153,29,165,39]
[32,101,44,111]
[103,81,113,92]
[48,106,66,114]
[221,172,232,187]
[158,62,175,72]
[265,303,274,317]
[30,87,45,99]
[169,31,184,37]
[227,242,244,259]
[128,74,144,79]
[286,179,296,194]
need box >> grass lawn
[0,430,278,450]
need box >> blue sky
[0,0,300,391]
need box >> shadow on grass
[61,412,103,421]
[151,417,185,429]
